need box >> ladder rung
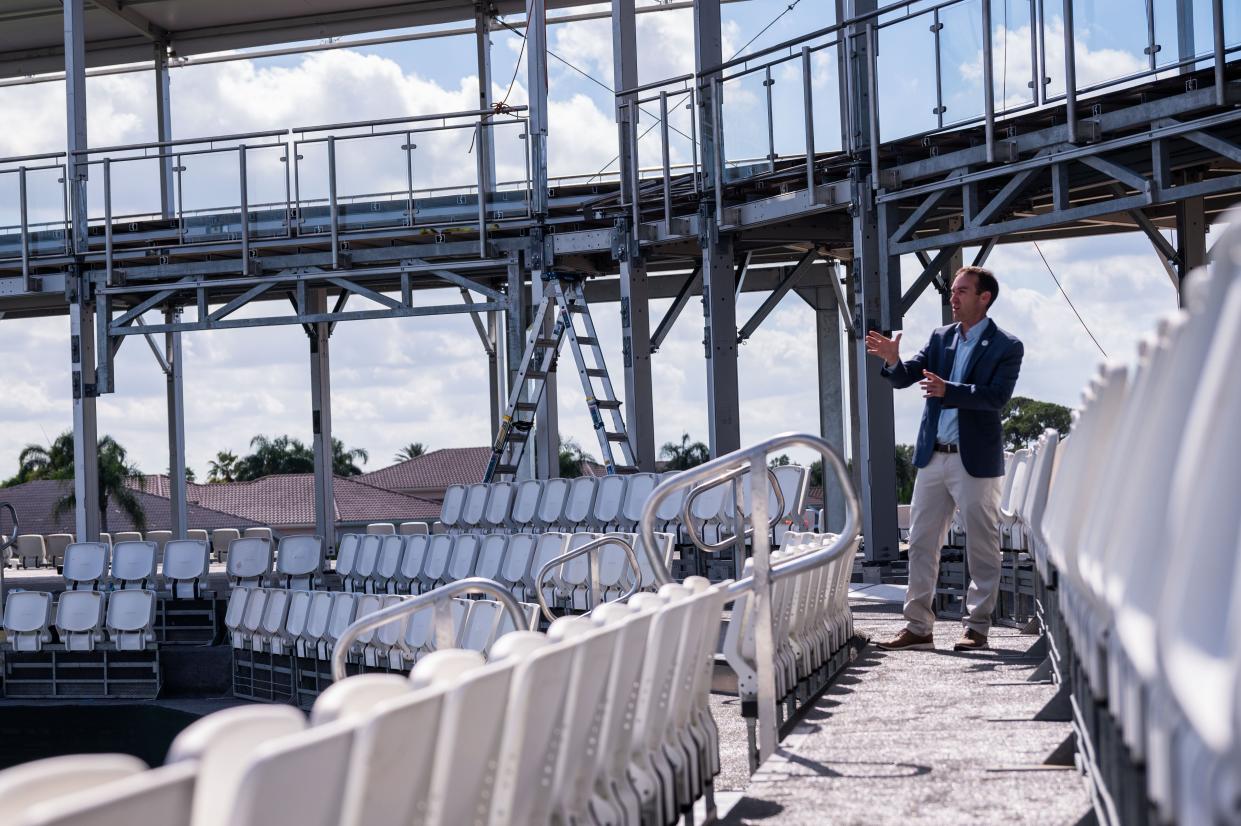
[565,304,587,313]
[585,368,609,378]
[604,431,630,442]
[577,336,599,345]
[613,465,640,474]
[514,402,538,413]
[494,464,519,475]
[534,338,559,347]
[592,399,622,410]
[506,431,529,442]
[526,371,549,380]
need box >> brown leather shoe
[876,629,935,651]
[953,629,989,651]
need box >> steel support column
[475,5,497,211]
[531,269,559,478]
[154,40,175,219]
[165,307,187,538]
[525,0,549,217]
[504,255,534,479]
[1176,195,1207,297]
[64,0,88,254]
[798,285,848,532]
[308,289,335,564]
[70,291,100,541]
[613,0,656,470]
[942,226,963,324]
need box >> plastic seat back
[366,523,395,536]
[458,599,502,653]
[483,483,515,528]
[62,542,110,590]
[619,473,660,526]
[301,591,335,652]
[508,480,542,528]
[421,535,455,587]
[772,463,810,522]
[211,529,240,562]
[562,477,598,528]
[55,591,106,651]
[439,485,468,528]
[111,541,157,589]
[460,483,490,530]
[372,535,405,590]
[446,534,481,582]
[3,591,53,652]
[17,760,195,826]
[225,538,273,586]
[260,589,292,642]
[45,533,73,568]
[282,591,313,650]
[592,475,628,528]
[0,754,148,825]
[500,533,537,589]
[334,534,361,579]
[325,593,358,647]
[275,535,322,589]
[15,535,46,568]
[530,533,569,597]
[474,534,508,581]
[397,535,430,591]
[163,540,210,598]
[225,588,252,641]
[398,521,429,536]
[106,589,157,651]
[536,477,572,529]
[350,535,382,589]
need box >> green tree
[808,459,823,488]
[35,434,148,533]
[7,431,76,485]
[659,433,710,471]
[394,442,427,463]
[894,444,916,504]
[234,435,315,480]
[1002,396,1072,451]
[207,450,239,483]
[333,438,369,476]
[558,438,595,479]
[768,454,791,468]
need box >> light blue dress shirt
[936,319,987,445]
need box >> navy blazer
[880,318,1024,478]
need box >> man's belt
[933,443,960,454]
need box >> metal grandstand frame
[0,0,1236,567]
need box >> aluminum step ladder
[484,273,638,482]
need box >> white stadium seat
[0,754,148,825]
[3,591,54,652]
[507,480,542,530]
[55,591,106,651]
[225,538,273,587]
[63,542,110,591]
[110,541,157,589]
[274,535,322,590]
[162,540,210,599]
[105,589,157,651]
[211,529,239,563]
[14,535,46,569]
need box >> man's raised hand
[865,330,901,366]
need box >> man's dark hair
[956,265,999,309]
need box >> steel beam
[154,40,175,219]
[70,289,100,540]
[504,255,532,478]
[475,4,496,207]
[798,285,847,532]
[650,267,701,351]
[1176,195,1207,297]
[701,232,739,457]
[525,0,549,217]
[165,306,187,538]
[531,269,559,478]
[899,245,959,318]
[737,251,817,343]
[308,288,335,565]
[612,0,656,472]
[694,0,725,192]
[64,0,89,255]
[91,0,167,41]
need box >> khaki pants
[904,451,1003,637]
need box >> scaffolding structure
[0,0,1237,564]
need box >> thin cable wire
[1032,241,1108,358]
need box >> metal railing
[0,501,19,610]
[532,534,643,622]
[638,432,861,762]
[330,576,531,682]
[681,464,784,554]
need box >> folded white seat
[242,527,273,542]
[556,532,602,610]
[225,538,273,588]
[186,529,209,543]
[0,754,148,826]
[55,590,107,651]
[445,534,481,584]
[15,760,196,826]
[472,534,508,583]
[498,534,537,600]
[535,477,572,531]
[225,587,253,649]
[653,482,688,535]
[419,535,455,592]
[687,481,728,546]
[395,535,430,594]
[398,521,429,536]
[561,476,598,531]
[457,599,504,654]
[507,480,542,530]
[63,542,110,591]
[162,540,211,599]
[772,464,810,530]
[211,529,239,563]
[276,590,313,656]
[223,724,355,826]
[44,533,73,570]
[165,704,306,826]
[298,591,335,659]
[366,523,396,536]
[4,591,53,652]
[422,632,547,826]
[333,534,361,582]
[529,532,570,609]
[256,588,292,654]
[274,535,322,590]
[15,535,47,568]
[328,651,486,826]
[318,592,359,660]
[400,598,470,665]
[629,531,674,593]
[618,473,660,531]
[106,589,157,651]
[460,483,490,532]
[364,595,408,668]
[482,483,515,530]
[439,485,468,531]
[111,541,157,590]
[370,535,405,594]
[590,475,627,531]
[236,587,270,651]
[347,535,382,593]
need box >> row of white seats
[225,586,538,669]
[435,465,811,543]
[1035,216,1241,826]
[4,528,277,570]
[2,589,158,652]
[334,530,674,610]
[0,578,727,826]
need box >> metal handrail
[0,502,19,611]
[330,576,530,681]
[293,106,528,135]
[637,432,860,766]
[532,535,643,623]
[681,465,784,553]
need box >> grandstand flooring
[711,588,1092,825]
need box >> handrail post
[328,136,340,269]
[1212,0,1226,106]
[764,65,776,172]
[103,159,113,287]
[866,24,881,184]
[1061,0,1078,143]
[476,123,488,258]
[659,92,672,234]
[405,130,415,227]
[748,451,779,763]
[18,167,31,292]
[981,0,996,162]
[629,105,642,236]
[801,47,816,201]
[712,76,725,227]
[238,145,250,274]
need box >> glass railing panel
[877,13,939,141]
[939,0,987,127]
[810,42,845,156]
[720,70,776,173]
[0,164,67,258]
[1067,0,1151,91]
[85,155,164,228]
[992,0,1037,113]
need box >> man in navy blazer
[865,266,1023,651]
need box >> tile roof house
[360,446,492,501]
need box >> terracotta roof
[184,474,439,526]
[0,479,259,536]
[361,446,492,492]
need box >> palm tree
[393,442,427,463]
[558,438,596,478]
[332,438,369,476]
[234,435,315,480]
[49,435,146,533]
[207,450,239,483]
[659,433,710,470]
[14,432,76,483]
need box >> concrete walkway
[714,592,1092,825]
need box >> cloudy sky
[0,0,1225,480]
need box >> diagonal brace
[461,288,496,358]
[325,277,405,311]
[969,168,1039,228]
[1079,155,1151,193]
[651,267,701,352]
[900,245,960,316]
[406,258,503,300]
[1183,130,1241,164]
[208,281,277,323]
[737,251,818,343]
